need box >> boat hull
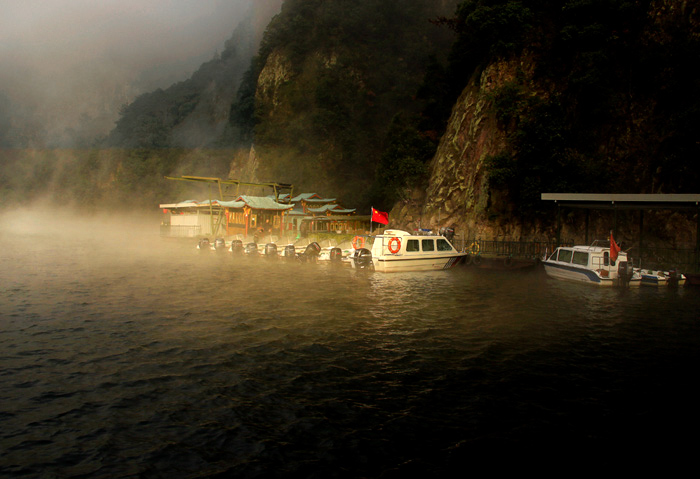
[354,229,467,273]
[372,254,466,273]
[638,271,686,287]
[543,261,640,287]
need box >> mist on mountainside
[0,0,282,210]
[0,0,279,148]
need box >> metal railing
[634,247,698,273]
[456,238,573,260]
[455,237,698,272]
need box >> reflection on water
[1,214,699,476]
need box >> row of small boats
[195,232,690,286]
[196,228,468,272]
[197,237,339,263]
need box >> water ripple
[1,234,699,476]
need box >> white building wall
[170,213,213,236]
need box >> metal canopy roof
[542,194,700,273]
[165,175,293,202]
[541,193,700,210]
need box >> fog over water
[1,208,699,476]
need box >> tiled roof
[304,198,336,203]
[232,195,294,210]
[290,193,317,201]
[307,204,355,214]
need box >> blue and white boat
[543,244,640,286]
[634,268,686,287]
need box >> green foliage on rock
[371,115,437,207]
[471,0,700,218]
[244,0,458,209]
[449,0,534,75]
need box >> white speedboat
[543,244,640,286]
[635,268,686,286]
[351,229,467,272]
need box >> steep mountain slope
[5,0,699,240]
[390,0,700,242]
[245,0,460,206]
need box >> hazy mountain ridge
[106,0,284,149]
[2,0,699,246]
[105,0,459,207]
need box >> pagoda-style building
[160,179,370,239]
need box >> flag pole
[370,207,373,234]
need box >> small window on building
[604,252,609,266]
[406,239,420,252]
[422,239,435,252]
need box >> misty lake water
[1,211,699,477]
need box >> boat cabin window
[572,251,589,266]
[421,239,435,252]
[603,251,616,266]
[436,239,453,251]
[557,249,573,263]
[406,239,420,252]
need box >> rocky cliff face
[248,0,461,207]
[391,0,700,246]
[391,57,534,240]
[255,51,294,114]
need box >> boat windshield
[572,251,589,266]
[436,239,453,251]
[557,249,573,263]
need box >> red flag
[610,232,621,262]
[371,208,389,225]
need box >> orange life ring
[352,236,365,249]
[388,237,401,254]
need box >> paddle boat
[351,229,467,272]
[543,243,640,287]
